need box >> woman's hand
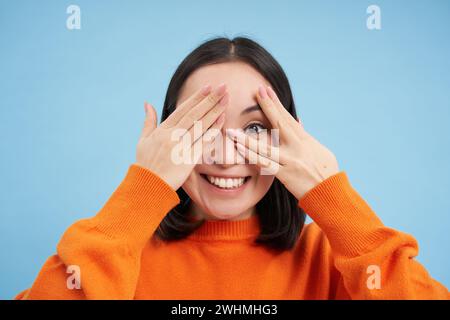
[135,84,228,190]
[227,85,339,200]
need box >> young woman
[16,37,449,300]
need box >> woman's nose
[209,129,246,166]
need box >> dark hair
[154,36,306,251]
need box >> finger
[162,84,212,128]
[186,93,228,146]
[177,83,227,130]
[235,142,280,175]
[296,117,308,137]
[226,128,285,164]
[141,102,158,138]
[255,85,283,129]
[191,111,226,165]
[266,86,303,131]
[265,86,291,118]
[260,85,308,139]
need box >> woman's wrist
[298,171,384,257]
[93,164,180,245]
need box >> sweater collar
[187,214,261,241]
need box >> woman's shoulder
[288,222,338,281]
[295,222,333,256]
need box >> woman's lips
[200,173,251,194]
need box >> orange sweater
[15,164,449,300]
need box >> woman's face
[177,61,275,221]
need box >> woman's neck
[187,202,256,221]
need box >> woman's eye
[244,123,266,136]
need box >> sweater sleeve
[298,172,450,300]
[15,164,180,300]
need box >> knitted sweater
[15,164,449,299]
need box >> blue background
[1,0,449,299]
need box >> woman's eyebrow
[240,104,262,116]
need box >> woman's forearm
[299,171,449,299]
[16,164,180,300]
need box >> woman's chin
[201,204,250,221]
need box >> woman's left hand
[226,85,340,200]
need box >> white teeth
[205,175,246,189]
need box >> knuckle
[260,159,270,167]
[183,113,196,125]
[207,94,218,105]
[213,105,224,116]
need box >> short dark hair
[154,36,306,251]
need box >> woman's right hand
[135,84,228,190]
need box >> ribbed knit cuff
[298,172,385,257]
[93,164,180,246]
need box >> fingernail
[201,84,212,96]
[215,83,227,96]
[258,85,267,99]
[219,93,229,106]
[266,86,276,99]
[144,102,147,114]
[226,128,235,136]
[228,128,243,136]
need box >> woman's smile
[199,172,252,194]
